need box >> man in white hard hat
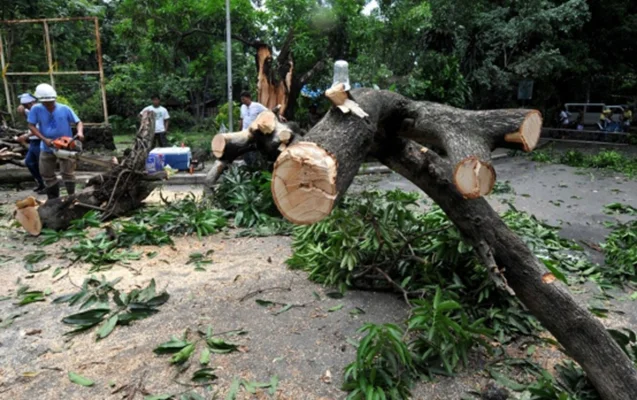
[27,83,84,199]
[14,93,46,193]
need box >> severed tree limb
[271,88,541,224]
[204,111,300,191]
[373,137,637,400]
[15,111,160,234]
[269,89,637,400]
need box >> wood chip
[320,369,332,384]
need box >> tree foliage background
[1,0,636,130]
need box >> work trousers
[25,140,44,186]
[39,151,76,187]
[154,132,168,148]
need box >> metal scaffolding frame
[0,16,108,126]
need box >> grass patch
[529,149,637,177]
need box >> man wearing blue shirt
[15,93,46,193]
[27,83,84,199]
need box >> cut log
[271,142,337,224]
[211,131,253,160]
[15,111,160,234]
[268,88,637,400]
[249,110,277,134]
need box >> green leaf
[328,304,344,312]
[199,348,210,365]
[191,367,217,383]
[269,375,279,395]
[273,304,294,315]
[170,343,196,364]
[226,378,240,400]
[350,307,366,316]
[489,370,526,391]
[255,299,275,307]
[153,337,191,354]
[18,291,46,306]
[144,395,173,400]
[62,308,110,325]
[206,337,239,354]
[96,315,118,340]
[68,371,94,387]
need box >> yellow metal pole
[0,30,14,124]
[43,21,55,87]
[94,17,108,125]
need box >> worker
[27,83,84,199]
[622,107,633,131]
[239,91,267,130]
[140,94,170,148]
[14,93,45,193]
[239,91,267,166]
[598,108,612,131]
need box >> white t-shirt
[141,105,170,133]
[240,102,267,130]
[559,110,570,125]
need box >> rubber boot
[65,182,76,196]
[46,183,60,200]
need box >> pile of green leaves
[286,190,609,398]
[287,191,591,339]
[55,278,169,339]
[129,194,228,239]
[37,198,228,271]
[213,165,291,234]
[343,323,414,399]
[152,327,247,393]
[529,149,637,177]
[600,220,637,284]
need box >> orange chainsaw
[51,136,116,169]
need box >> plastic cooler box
[146,147,191,172]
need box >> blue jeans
[25,140,44,186]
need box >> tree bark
[268,88,637,399]
[15,111,161,234]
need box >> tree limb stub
[374,137,637,400]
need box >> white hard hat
[34,83,57,102]
[18,93,37,104]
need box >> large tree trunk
[15,111,161,234]
[264,88,637,399]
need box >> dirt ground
[0,145,636,399]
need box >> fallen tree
[206,86,637,399]
[15,110,163,233]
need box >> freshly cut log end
[211,131,253,160]
[505,111,542,152]
[15,206,42,236]
[453,157,496,199]
[249,111,277,134]
[271,142,338,225]
[211,134,227,159]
